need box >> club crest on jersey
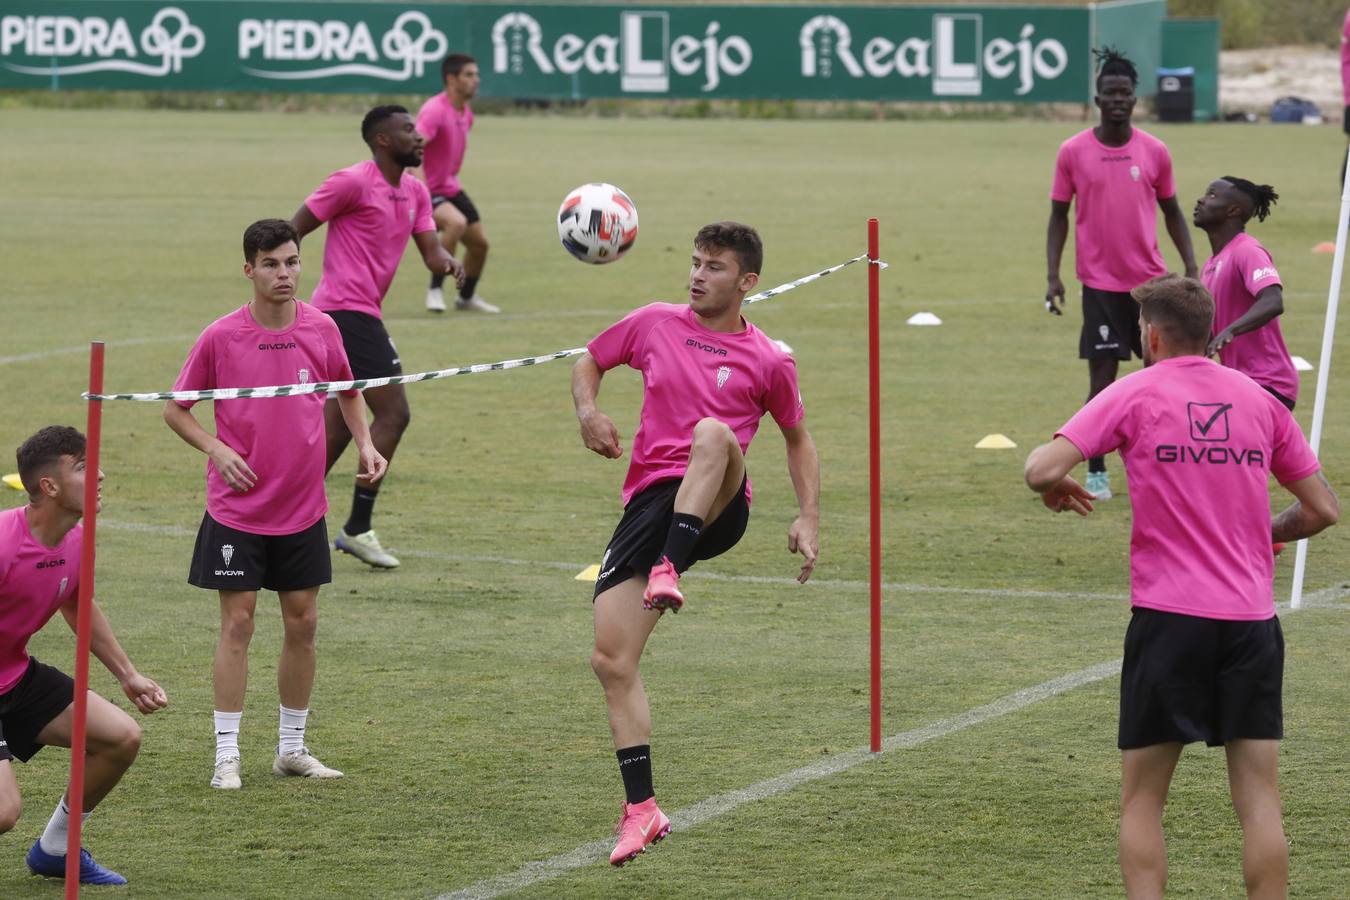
[298,368,310,384]
[716,366,732,390]
[58,577,69,599]
[1129,165,1140,182]
[221,544,235,567]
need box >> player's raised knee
[691,417,735,453]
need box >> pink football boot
[643,557,684,612]
[610,797,671,866]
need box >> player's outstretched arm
[1272,472,1340,544]
[1045,201,1071,314]
[572,353,623,459]
[1025,437,1095,516]
[336,392,387,486]
[781,421,820,583]
[1208,285,1285,356]
[1159,195,1199,278]
[59,597,168,715]
[413,230,465,288]
[163,401,257,492]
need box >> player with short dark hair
[164,219,387,790]
[573,221,819,866]
[2,426,168,885]
[1193,177,1298,410]
[416,53,497,314]
[1025,273,1339,899]
[1045,47,1199,501]
[291,106,463,569]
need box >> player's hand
[579,410,623,459]
[787,515,819,583]
[356,445,388,486]
[1041,476,1095,516]
[121,672,168,714]
[1045,276,1066,315]
[1206,328,1235,358]
[443,254,466,290]
[208,442,257,492]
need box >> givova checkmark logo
[1188,402,1232,442]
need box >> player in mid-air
[1025,274,1339,898]
[573,222,820,866]
[1193,177,1297,410]
[164,219,387,790]
[2,425,168,885]
[290,105,463,570]
[416,53,497,314]
[1045,47,1198,501]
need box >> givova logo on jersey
[215,543,245,577]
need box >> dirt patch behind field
[1222,46,1343,120]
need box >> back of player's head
[243,219,299,264]
[442,53,476,81]
[1093,46,1138,89]
[694,222,763,276]
[361,104,409,146]
[17,425,85,499]
[1220,176,1279,223]
[1130,274,1213,351]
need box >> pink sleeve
[411,179,435,235]
[415,101,440,142]
[304,168,360,223]
[1153,144,1176,200]
[1049,143,1074,202]
[1270,408,1321,485]
[1054,381,1131,461]
[1237,241,1282,294]
[587,304,657,371]
[764,354,804,429]
[171,328,216,409]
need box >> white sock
[278,705,309,756]
[214,710,242,765]
[39,798,91,855]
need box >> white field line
[0,334,197,367]
[434,658,1124,900]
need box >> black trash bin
[1156,66,1195,123]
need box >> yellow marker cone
[975,434,1017,449]
[3,473,23,491]
[575,564,601,582]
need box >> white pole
[1289,160,1350,608]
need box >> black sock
[459,275,480,301]
[430,272,445,290]
[344,486,378,535]
[616,745,654,804]
[1088,457,1106,474]
[660,513,704,571]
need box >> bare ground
[1221,45,1343,119]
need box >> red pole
[867,220,882,753]
[66,342,104,896]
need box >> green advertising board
[0,1,1164,102]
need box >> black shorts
[1080,285,1142,360]
[1262,384,1296,411]
[0,658,75,763]
[1118,607,1284,750]
[188,512,331,593]
[325,310,402,380]
[593,475,750,598]
[431,190,481,227]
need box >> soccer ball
[557,183,639,264]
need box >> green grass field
[1,109,1348,898]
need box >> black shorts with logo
[593,475,750,598]
[431,190,481,227]
[1118,607,1284,750]
[188,512,331,593]
[1080,285,1142,360]
[325,310,402,380]
[0,658,75,762]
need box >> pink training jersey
[587,302,804,507]
[0,506,80,693]
[305,159,435,320]
[416,93,473,198]
[1051,127,1176,292]
[1056,356,1320,620]
[1203,232,1298,404]
[173,301,357,536]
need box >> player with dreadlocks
[1193,177,1298,411]
[1046,47,1198,502]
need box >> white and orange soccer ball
[557,183,639,264]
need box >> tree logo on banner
[239,11,447,82]
[1,7,204,77]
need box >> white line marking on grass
[433,658,1124,900]
[0,334,196,366]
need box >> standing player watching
[164,219,387,790]
[290,105,463,570]
[1194,177,1298,410]
[416,53,498,314]
[1025,274,1339,899]
[3,426,168,885]
[1045,47,1198,501]
[573,222,820,866]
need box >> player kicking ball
[165,220,386,790]
[2,426,168,885]
[572,222,820,865]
